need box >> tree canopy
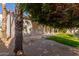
[20,3,79,29]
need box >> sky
[0,3,29,16]
[0,3,15,14]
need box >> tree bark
[14,3,24,55]
[2,3,7,39]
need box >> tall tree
[14,3,24,55]
[2,3,7,39]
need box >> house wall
[0,12,15,38]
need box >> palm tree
[14,3,24,55]
[2,3,7,39]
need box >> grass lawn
[47,33,79,47]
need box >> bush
[59,28,67,33]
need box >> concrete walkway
[23,35,79,56]
[1,35,79,56]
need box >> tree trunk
[2,3,7,39]
[14,3,24,55]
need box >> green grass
[47,33,79,47]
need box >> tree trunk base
[14,49,24,56]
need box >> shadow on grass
[48,35,79,47]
